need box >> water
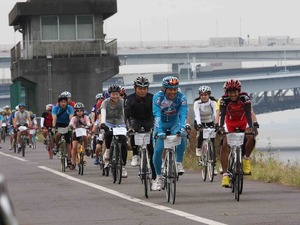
[256,109,300,164]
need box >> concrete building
[9,0,119,115]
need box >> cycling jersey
[124,92,154,126]
[220,92,253,132]
[41,111,52,127]
[52,105,74,127]
[193,98,217,124]
[100,98,125,126]
[14,110,30,126]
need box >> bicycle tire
[168,151,177,204]
[13,140,16,153]
[21,139,26,157]
[117,142,123,184]
[164,151,170,202]
[141,148,149,198]
[79,152,84,176]
[111,144,117,183]
[207,140,215,182]
[1,130,5,143]
[234,147,242,201]
[60,141,66,172]
[200,142,208,181]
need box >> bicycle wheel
[79,152,84,176]
[200,142,208,181]
[21,140,26,157]
[47,135,53,159]
[111,144,117,183]
[207,140,216,182]
[60,143,66,172]
[1,130,5,143]
[141,148,149,198]
[116,142,123,184]
[234,147,242,201]
[32,135,36,149]
[168,151,177,204]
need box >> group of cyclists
[1,75,259,191]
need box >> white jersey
[193,99,217,124]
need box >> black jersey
[124,92,154,125]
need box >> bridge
[1,42,300,113]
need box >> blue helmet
[103,90,110,98]
[18,102,26,108]
[162,76,179,89]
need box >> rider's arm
[152,94,163,132]
[219,98,226,127]
[193,100,201,125]
[100,101,107,124]
[245,103,253,128]
[124,96,132,128]
[67,105,74,121]
[179,95,188,128]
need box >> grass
[183,129,300,188]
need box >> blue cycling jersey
[52,105,74,126]
[153,90,188,132]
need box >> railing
[11,39,117,60]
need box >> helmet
[134,77,149,87]
[162,76,179,89]
[15,106,19,111]
[198,85,212,94]
[224,79,241,92]
[103,90,110,98]
[58,95,68,103]
[61,91,71,98]
[18,102,26,108]
[74,102,85,110]
[108,84,120,94]
[95,93,103,100]
[46,104,53,111]
[185,124,192,132]
[3,105,10,109]
[30,114,36,120]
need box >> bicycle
[96,129,107,177]
[224,129,249,201]
[29,128,37,149]
[18,126,29,157]
[45,128,55,159]
[162,134,181,204]
[74,127,88,176]
[1,123,7,143]
[198,127,216,182]
[57,127,69,172]
[110,126,127,184]
[134,128,152,198]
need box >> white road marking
[38,166,227,225]
[0,151,28,162]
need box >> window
[59,16,76,40]
[77,15,94,39]
[41,16,58,40]
[41,15,94,41]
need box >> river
[256,108,300,164]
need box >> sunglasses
[75,109,84,113]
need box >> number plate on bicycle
[75,128,86,137]
[226,133,245,146]
[134,133,151,145]
[112,127,127,136]
[203,128,216,139]
[57,127,69,134]
[29,129,36,135]
[164,135,181,148]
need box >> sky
[1,0,300,45]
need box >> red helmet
[224,79,241,92]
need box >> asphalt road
[0,140,299,225]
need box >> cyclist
[61,91,75,109]
[7,108,17,151]
[91,93,104,125]
[69,102,91,170]
[28,113,37,148]
[41,104,54,145]
[52,94,74,165]
[193,85,217,154]
[13,103,32,153]
[152,76,188,191]
[3,105,12,117]
[100,84,128,178]
[119,86,127,99]
[124,77,157,183]
[218,79,256,187]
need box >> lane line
[0,151,28,162]
[38,166,227,225]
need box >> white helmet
[198,85,212,94]
[61,91,71,98]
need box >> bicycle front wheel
[234,147,243,201]
[165,150,177,204]
[200,142,208,181]
[60,142,66,172]
[116,142,123,184]
[141,148,149,198]
[207,140,216,182]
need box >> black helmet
[134,77,149,88]
[108,84,120,94]
[58,94,68,103]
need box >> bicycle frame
[18,126,28,157]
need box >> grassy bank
[183,130,300,189]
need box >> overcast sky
[1,0,300,45]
